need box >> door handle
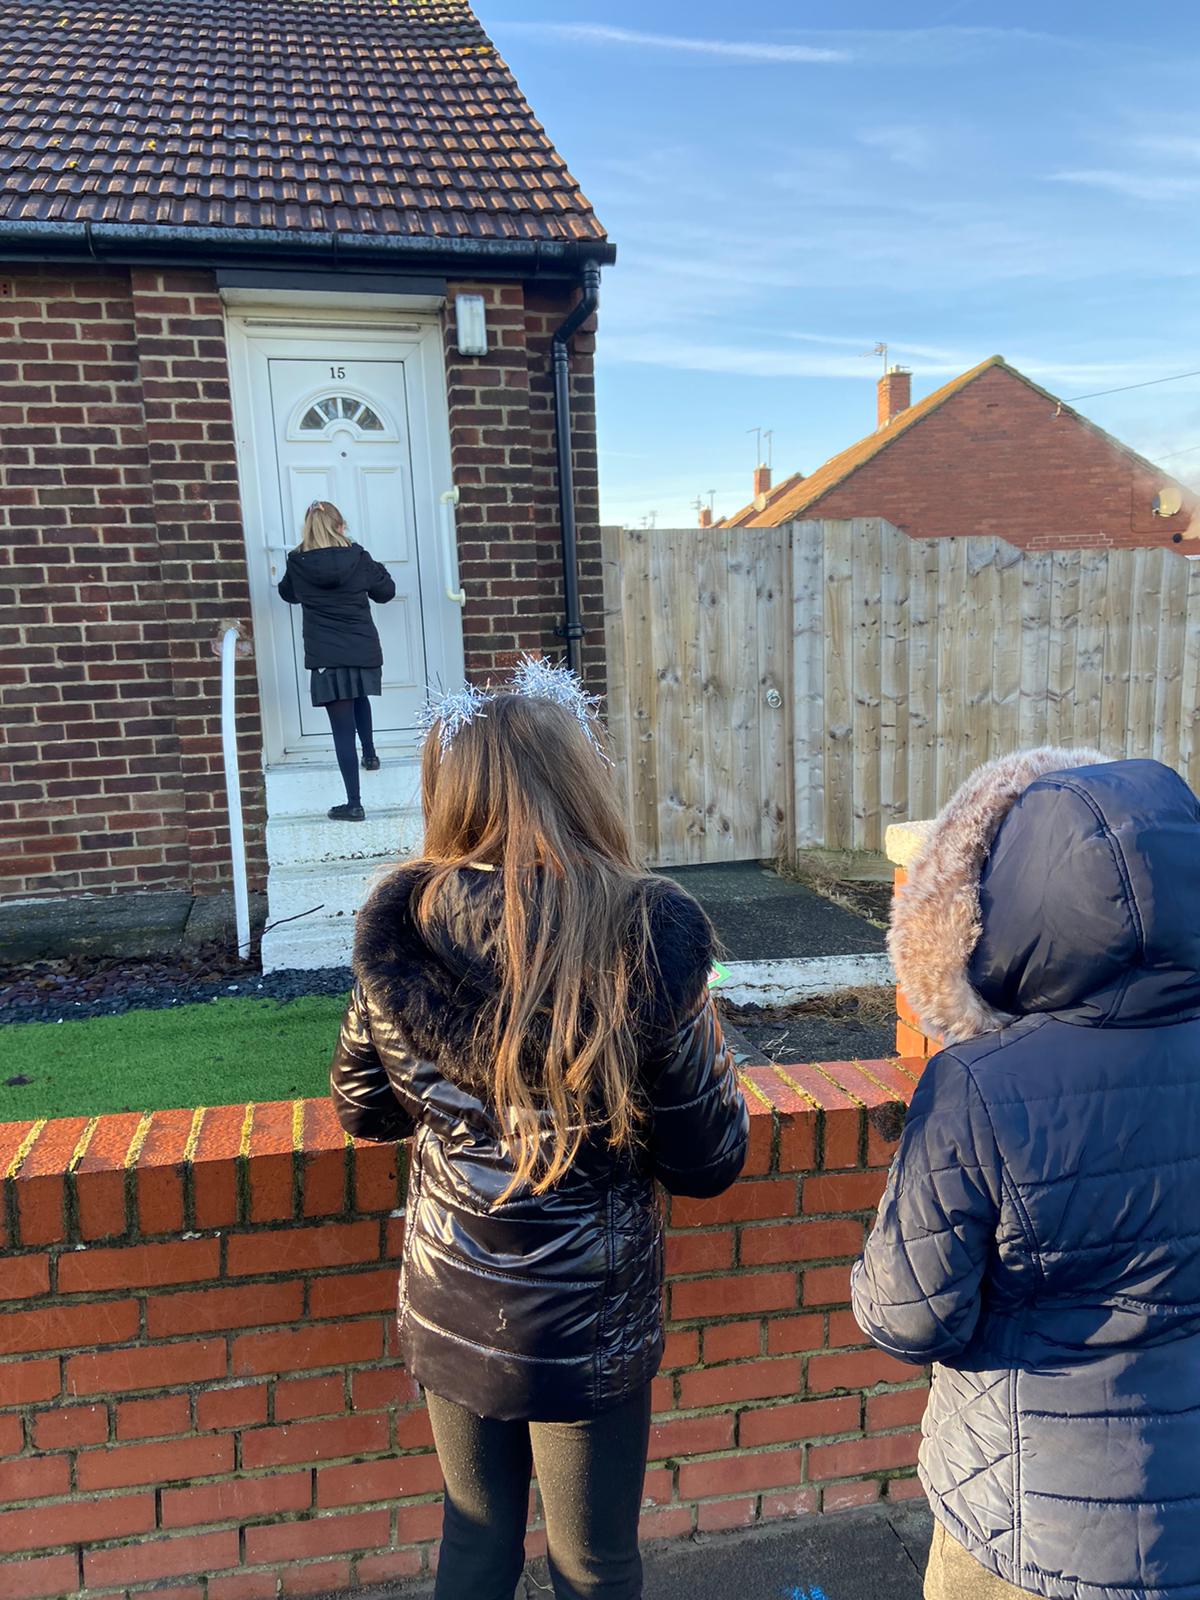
[267,546,290,583]
[439,488,466,606]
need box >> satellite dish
[1154,484,1184,517]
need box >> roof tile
[0,0,606,242]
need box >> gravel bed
[725,990,896,1065]
[1,948,352,1026]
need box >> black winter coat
[277,543,395,669]
[854,757,1200,1600]
[330,866,749,1422]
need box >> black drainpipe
[551,261,602,675]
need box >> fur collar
[352,865,713,1092]
[890,747,1107,1043]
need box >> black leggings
[322,696,374,807]
[425,1385,651,1600]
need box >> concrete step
[262,757,421,972]
[265,858,393,929]
[264,760,420,820]
[266,809,422,870]
[260,912,359,973]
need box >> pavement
[639,1505,931,1600]
[389,1505,932,1599]
[663,864,886,963]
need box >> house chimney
[877,366,912,428]
[752,463,772,504]
[698,505,713,528]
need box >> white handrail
[439,487,466,605]
[220,627,252,961]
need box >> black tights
[323,696,375,807]
[425,1385,651,1600]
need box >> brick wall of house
[0,1061,926,1598]
[444,280,604,691]
[1,266,603,903]
[806,364,1192,549]
[0,262,265,905]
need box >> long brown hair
[414,692,653,1199]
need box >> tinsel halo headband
[415,655,611,764]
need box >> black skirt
[309,666,383,706]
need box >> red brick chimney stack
[698,505,713,528]
[753,463,772,500]
[877,366,912,428]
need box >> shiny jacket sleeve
[329,982,417,1143]
[643,996,749,1198]
[277,570,297,604]
[851,1049,1003,1364]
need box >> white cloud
[598,331,1182,394]
[1049,168,1200,201]
[495,22,850,65]
[857,125,935,169]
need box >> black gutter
[551,260,602,676]
[0,218,616,281]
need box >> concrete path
[663,864,886,962]
[663,864,892,1006]
[640,1505,930,1600]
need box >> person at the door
[277,500,395,821]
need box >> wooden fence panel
[602,525,790,867]
[604,519,1200,861]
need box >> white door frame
[226,302,463,767]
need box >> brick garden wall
[1,266,604,902]
[803,362,1193,550]
[0,1060,926,1599]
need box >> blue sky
[485,3,1200,528]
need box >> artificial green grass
[0,994,349,1122]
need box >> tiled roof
[0,0,608,242]
[721,357,1003,527]
[720,356,1195,529]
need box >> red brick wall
[891,869,943,1060]
[808,364,1192,549]
[0,1061,926,1598]
[2,266,605,903]
[0,262,265,904]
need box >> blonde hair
[299,501,350,551]
[414,693,654,1201]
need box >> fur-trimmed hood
[890,750,1200,1042]
[351,864,714,1093]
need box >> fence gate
[602,524,791,867]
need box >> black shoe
[361,754,381,771]
[328,803,365,822]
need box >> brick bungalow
[0,0,614,967]
[718,356,1196,549]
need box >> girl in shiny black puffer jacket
[329,672,748,1600]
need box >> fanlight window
[299,395,386,433]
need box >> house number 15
[329,365,346,379]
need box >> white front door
[228,317,463,763]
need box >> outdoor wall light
[454,294,488,357]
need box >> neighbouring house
[717,356,1196,548]
[0,0,613,968]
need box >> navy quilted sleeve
[851,1050,1003,1364]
